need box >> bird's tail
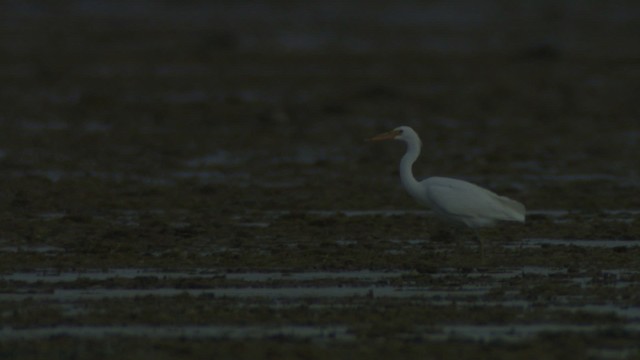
[496,196,526,223]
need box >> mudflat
[1,1,639,359]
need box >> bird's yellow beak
[367,129,401,142]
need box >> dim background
[1,1,640,359]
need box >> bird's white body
[409,176,525,227]
[370,126,525,228]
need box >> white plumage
[369,126,526,229]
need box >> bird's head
[367,126,421,147]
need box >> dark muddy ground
[1,1,640,359]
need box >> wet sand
[1,1,640,359]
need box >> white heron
[368,126,525,258]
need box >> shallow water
[433,323,640,342]
[509,238,640,249]
[3,266,640,348]
[0,324,354,341]
[0,285,488,301]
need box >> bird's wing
[423,177,525,223]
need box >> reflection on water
[0,324,354,341]
[0,286,488,301]
[433,324,640,342]
[513,238,640,249]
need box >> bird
[368,125,525,259]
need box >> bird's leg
[447,227,461,252]
[473,230,485,265]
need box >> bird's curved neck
[400,138,423,199]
